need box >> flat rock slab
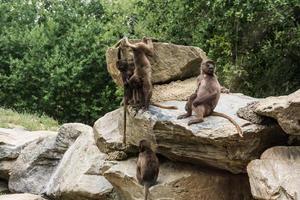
[0,193,46,200]
[247,146,300,200]
[104,158,253,200]
[106,40,207,86]
[0,128,57,160]
[255,89,300,135]
[123,93,287,173]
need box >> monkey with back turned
[136,139,159,200]
[122,37,177,110]
[177,59,243,137]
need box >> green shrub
[0,0,122,124]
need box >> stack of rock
[0,41,298,200]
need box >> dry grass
[0,107,59,131]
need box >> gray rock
[104,158,253,200]
[0,193,46,200]
[152,77,198,102]
[247,146,300,200]
[93,108,137,158]
[106,40,207,86]
[109,93,287,173]
[237,101,275,124]
[46,123,118,200]
[0,128,56,180]
[255,89,300,135]
[8,123,89,194]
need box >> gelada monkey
[116,46,136,144]
[178,60,243,137]
[122,37,177,110]
[136,139,159,200]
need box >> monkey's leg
[142,80,152,111]
[188,105,205,125]
[177,93,197,119]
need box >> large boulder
[255,89,300,135]
[98,93,287,174]
[247,146,300,200]
[0,128,56,180]
[106,40,207,86]
[46,123,118,200]
[0,193,46,200]
[152,77,197,102]
[8,123,88,194]
[104,158,253,200]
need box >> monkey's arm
[123,37,138,49]
[192,92,218,107]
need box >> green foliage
[0,0,121,124]
[128,0,300,97]
[0,0,299,125]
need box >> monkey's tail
[123,97,127,145]
[144,183,150,200]
[151,102,177,110]
[211,111,243,137]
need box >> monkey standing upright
[123,37,177,110]
[136,139,159,200]
[178,60,243,137]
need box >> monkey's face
[201,60,215,75]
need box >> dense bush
[126,0,300,97]
[0,0,122,124]
[0,0,299,124]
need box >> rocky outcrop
[8,123,89,194]
[0,193,46,200]
[101,93,286,174]
[255,89,300,135]
[152,77,197,102]
[93,108,137,160]
[46,123,118,200]
[104,158,253,200]
[106,40,207,86]
[0,128,56,179]
[247,146,300,200]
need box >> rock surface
[255,89,300,135]
[0,128,56,180]
[46,123,118,200]
[0,193,46,200]
[152,77,197,102]
[247,146,300,200]
[104,158,253,200]
[93,108,137,159]
[8,123,88,194]
[114,93,287,173]
[106,40,207,86]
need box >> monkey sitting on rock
[136,139,159,200]
[177,59,243,137]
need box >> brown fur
[123,37,177,110]
[137,140,159,200]
[178,60,243,137]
